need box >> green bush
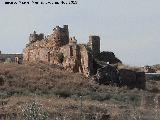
[0,91,9,99]
[129,95,141,106]
[90,92,111,101]
[54,89,72,98]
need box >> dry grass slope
[0,63,160,120]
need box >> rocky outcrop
[93,64,146,89]
[93,64,119,85]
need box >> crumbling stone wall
[0,53,23,64]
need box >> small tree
[22,100,49,120]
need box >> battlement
[69,37,77,45]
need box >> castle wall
[23,43,92,76]
[60,44,92,76]
[23,46,51,63]
[0,53,23,63]
[79,45,93,76]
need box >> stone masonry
[0,51,22,64]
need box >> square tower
[88,36,100,58]
[52,25,69,46]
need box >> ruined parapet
[69,37,77,45]
[87,36,100,58]
[29,31,44,44]
[38,33,44,40]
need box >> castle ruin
[23,25,101,76]
[23,25,145,88]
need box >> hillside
[0,63,160,120]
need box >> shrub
[0,75,5,86]
[54,89,72,98]
[90,92,111,101]
[0,91,9,99]
[22,100,49,120]
[129,95,141,107]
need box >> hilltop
[0,63,160,119]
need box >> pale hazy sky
[0,0,160,66]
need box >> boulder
[93,66,146,89]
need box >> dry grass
[0,62,160,119]
[0,62,90,96]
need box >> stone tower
[52,25,69,46]
[60,25,69,45]
[88,36,100,58]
